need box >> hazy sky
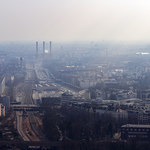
[0,0,150,42]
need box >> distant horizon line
[0,40,150,45]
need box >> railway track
[16,111,30,141]
[29,113,47,141]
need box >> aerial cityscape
[1,0,150,150]
[0,41,150,149]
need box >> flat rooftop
[122,124,150,128]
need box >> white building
[0,77,5,95]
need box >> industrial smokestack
[36,41,38,55]
[49,41,52,54]
[43,41,45,54]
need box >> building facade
[121,124,150,141]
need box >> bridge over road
[11,104,40,111]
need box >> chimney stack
[49,41,52,54]
[36,41,38,56]
[43,41,45,54]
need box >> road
[15,63,46,142]
[16,61,80,142]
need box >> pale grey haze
[0,0,150,42]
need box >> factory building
[41,97,61,109]
[121,124,150,141]
[61,92,73,101]
[0,96,10,111]
[0,104,5,117]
